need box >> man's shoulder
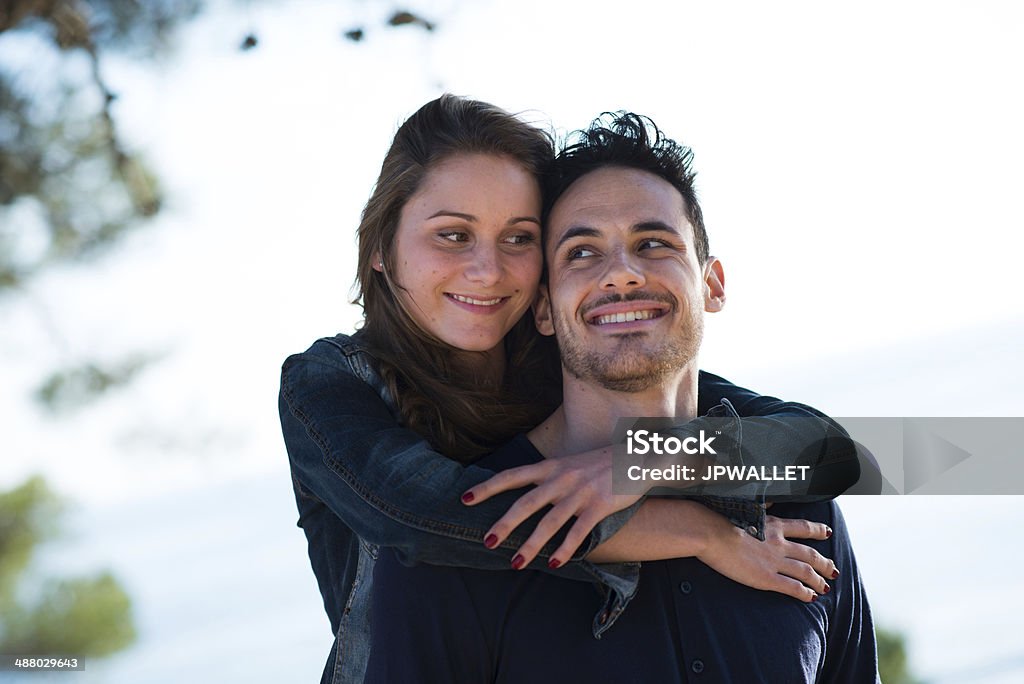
[766,500,840,532]
[765,499,862,587]
[475,434,544,471]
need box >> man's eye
[638,238,671,250]
[567,246,597,260]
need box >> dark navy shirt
[365,434,879,683]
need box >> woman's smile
[445,292,510,309]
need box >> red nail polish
[548,558,562,569]
[823,584,831,594]
[810,593,818,602]
[831,569,840,579]
[511,554,525,570]
[825,527,833,538]
[484,534,498,549]
[461,491,475,504]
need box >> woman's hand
[461,447,641,569]
[697,513,838,602]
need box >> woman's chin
[448,338,503,354]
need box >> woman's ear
[371,252,384,273]
[703,257,726,313]
[533,284,556,336]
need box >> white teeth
[593,310,659,325]
[451,294,502,306]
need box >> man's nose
[602,249,646,290]
[464,244,503,287]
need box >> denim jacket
[279,333,856,684]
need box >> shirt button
[691,659,705,674]
[679,581,692,594]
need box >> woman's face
[385,153,543,355]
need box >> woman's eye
[503,233,537,246]
[438,231,469,243]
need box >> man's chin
[565,356,673,393]
[593,373,667,393]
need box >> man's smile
[589,308,665,325]
[582,298,672,327]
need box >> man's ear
[703,257,726,313]
[533,284,556,336]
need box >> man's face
[536,166,725,392]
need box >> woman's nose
[464,244,503,288]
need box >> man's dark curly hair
[543,112,709,263]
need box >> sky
[2,0,1023,681]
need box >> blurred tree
[0,1,437,411]
[0,475,135,657]
[877,625,919,684]
[1,0,200,412]
[0,0,194,293]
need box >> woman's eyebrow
[427,210,476,221]
[426,211,540,227]
[509,216,541,227]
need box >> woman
[279,95,847,684]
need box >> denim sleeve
[701,371,860,497]
[661,372,861,540]
[280,348,639,616]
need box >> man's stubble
[552,292,704,393]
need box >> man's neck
[528,362,700,458]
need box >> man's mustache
[579,291,677,319]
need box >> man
[363,113,879,682]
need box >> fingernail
[831,569,840,579]
[825,527,833,538]
[548,558,562,569]
[484,534,498,549]
[511,554,525,570]
[823,584,831,594]
[461,491,475,504]
[810,593,818,602]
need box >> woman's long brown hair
[352,95,561,463]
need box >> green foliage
[4,573,136,657]
[877,625,919,684]
[0,0,183,294]
[0,476,135,658]
[0,476,61,605]
[35,353,159,413]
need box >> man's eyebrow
[553,221,681,250]
[427,210,540,227]
[554,225,600,250]
[633,220,681,235]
